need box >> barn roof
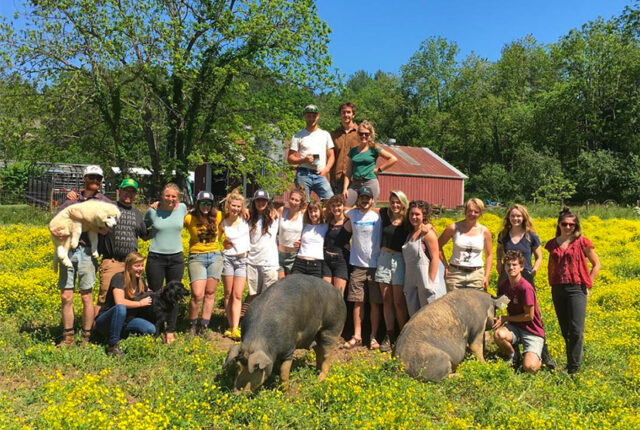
[378,144,468,180]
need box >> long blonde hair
[497,204,536,246]
[124,252,146,299]
[223,190,245,219]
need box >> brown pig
[393,289,509,382]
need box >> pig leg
[468,330,486,363]
[279,359,292,391]
[314,343,332,381]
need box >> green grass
[0,204,52,225]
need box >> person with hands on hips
[438,198,492,291]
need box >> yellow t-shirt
[184,211,223,254]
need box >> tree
[0,0,335,193]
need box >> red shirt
[545,236,594,288]
[497,276,545,338]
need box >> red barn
[376,144,467,209]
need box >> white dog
[49,200,121,270]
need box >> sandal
[342,336,362,349]
[370,338,380,350]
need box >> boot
[188,323,198,337]
[107,342,123,357]
[57,328,75,348]
[379,334,392,353]
[541,341,556,370]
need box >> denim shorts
[507,323,544,359]
[188,251,223,282]
[278,251,297,275]
[222,254,248,278]
[374,250,405,285]
[58,246,98,291]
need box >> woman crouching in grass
[94,252,155,356]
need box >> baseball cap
[303,104,319,114]
[357,186,374,198]
[83,165,103,178]
[253,189,270,200]
[119,178,139,190]
[196,190,214,202]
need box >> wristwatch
[377,167,383,173]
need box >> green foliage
[534,175,576,204]
[0,162,44,204]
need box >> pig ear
[225,344,241,368]
[494,295,510,310]
[248,351,272,372]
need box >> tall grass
[0,204,51,225]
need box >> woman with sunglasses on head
[373,191,411,352]
[402,200,445,316]
[144,182,187,344]
[277,187,307,279]
[438,198,493,291]
[343,120,397,207]
[545,207,600,375]
[94,252,156,355]
[184,191,223,337]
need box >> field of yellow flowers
[1,212,639,429]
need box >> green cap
[119,178,139,190]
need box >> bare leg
[189,279,206,320]
[392,284,408,329]
[379,283,395,334]
[201,278,218,322]
[61,289,74,330]
[80,290,94,331]
[493,327,515,357]
[353,301,363,340]
[231,276,246,329]
[223,276,234,327]
[370,301,381,343]
[522,352,542,373]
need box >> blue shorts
[222,254,247,278]
[507,323,544,359]
[58,246,98,291]
[188,251,223,283]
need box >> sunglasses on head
[560,222,575,227]
[199,201,213,207]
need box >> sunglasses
[560,222,576,227]
[358,132,370,137]
[86,175,102,180]
[199,201,213,207]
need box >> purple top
[497,276,545,338]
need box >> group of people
[54,102,600,376]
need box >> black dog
[135,281,189,337]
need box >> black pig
[393,289,509,382]
[225,274,347,393]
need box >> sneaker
[230,327,242,341]
[541,342,556,370]
[379,334,392,353]
[189,324,198,337]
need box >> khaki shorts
[247,264,278,296]
[347,267,381,304]
[445,266,484,291]
[98,259,125,304]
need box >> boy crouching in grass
[492,250,545,373]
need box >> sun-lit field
[1,213,639,429]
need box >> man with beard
[55,165,112,347]
[287,104,335,200]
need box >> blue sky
[316,0,635,77]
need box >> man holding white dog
[56,165,112,347]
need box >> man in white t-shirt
[341,186,383,350]
[287,104,335,200]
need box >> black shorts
[322,251,349,280]
[291,257,323,278]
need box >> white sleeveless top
[297,223,329,260]
[278,208,303,248]
[248,215,279,266]
[449,223,485,267]
[221,218,250,256]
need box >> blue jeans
[295,168,333,200]
[188,251,223,282]
[95,304,156,345]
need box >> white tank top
[449,223,485,267]
[278,208,303,248]
[221,218,250,256]
[248,215,279,266]
[297,223,329,260]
